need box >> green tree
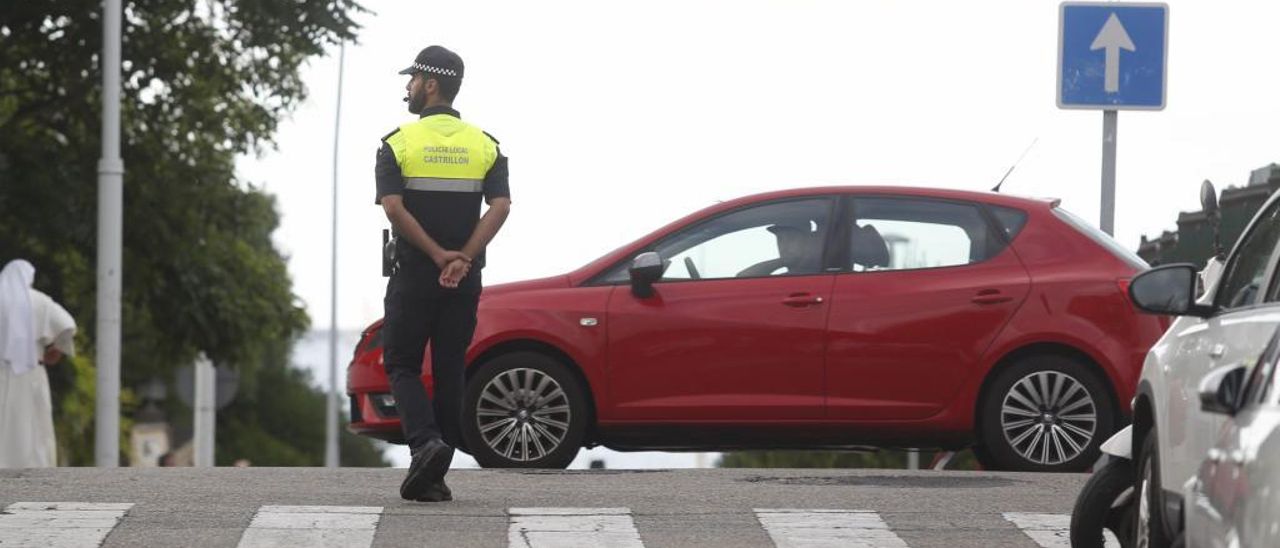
[216,361,386,467]
[0,0,379,466]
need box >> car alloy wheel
[475,367,572,462]
[999,370,1098,466]
[980,355,1115,471]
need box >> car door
[1191,328,1280,548]
[1160,199,1280,493]
[604,197,837,421]
[824,195,1030,420]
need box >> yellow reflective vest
[384,114,498,193]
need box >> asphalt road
[0,467,1096,547]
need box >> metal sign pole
[1060,4,1167,236]
[325,43,346,469]
[1101,110,1118,236]
[95,0,124,467]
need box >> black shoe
[400,439,454,501]
[417,478,452,502]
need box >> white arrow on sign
[1090,13,1136,93]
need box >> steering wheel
[684,257,702,279]
[736,258,784,278]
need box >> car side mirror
[1129,264,1214,317]
[629,252,665,298]
[1198,363,1248,415]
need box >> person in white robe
[0,259,77,468]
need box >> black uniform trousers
[382,262,481,452]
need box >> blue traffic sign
[1058,2,1168,110]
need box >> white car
[1126,185,1280,546]
[1184,326,1280,548]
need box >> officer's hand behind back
[439,259,470,288]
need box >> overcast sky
[236,0,1280,334]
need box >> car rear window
[1052,207,1149,270]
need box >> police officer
[375,45,510,502]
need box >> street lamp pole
[95,0,124,467]
[325,43,347,468]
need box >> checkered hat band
[412,63,458,77]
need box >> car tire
[978,354,1117,472]
[461,351,587,469]
[1070,457,1136,548]
[971,443,998,470]
[1135,429,1171,548]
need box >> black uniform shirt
[375,106,510,275]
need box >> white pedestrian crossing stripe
[0,502,133,548]
[755,509,910,548]
[235,505,381,548]
[508,507,644,548]
[0,500,1113,547]
[1003,512,1120,548]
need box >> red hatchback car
[348,186,1165,472]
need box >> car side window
[1244,330,1280,407]
[1256,354,1278,407]
[848,197,1001,272]
[988,205,1030,241]
[1218,202,1280,310]
[1266,358,1280,406]
[593,198,835,284]
[652,198,833,281]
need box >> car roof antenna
[991,137,1039,193]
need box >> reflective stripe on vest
[385,115,497,191]
[404,177,484,193]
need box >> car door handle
[782,293,825,307]
[971,289,1013,305]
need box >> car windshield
[1052,207,1149,270]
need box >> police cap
[398,45,465,79]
